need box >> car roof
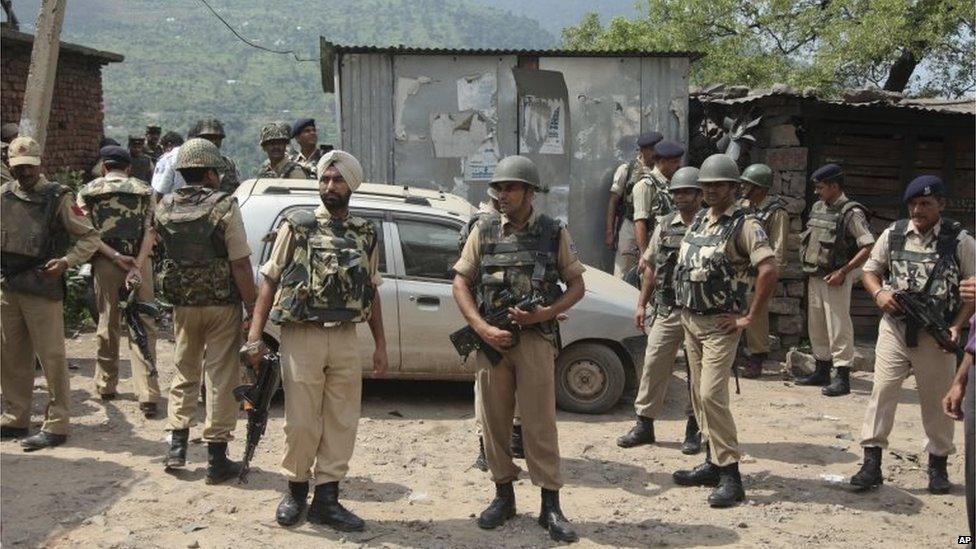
[234,178,477,219]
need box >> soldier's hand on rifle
[874,289,902,314]
[509,305,551,327]
[717,314,750,334]
[373,346,389,377]
[823,268,847,286]
[240,339,267,368]
[124,268,142,290]
[480,325,514,351]
[40,257,68,277]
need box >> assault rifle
[234,351,281,483]
[120,285,161,377]
[450,291,544,366]
[893,291,959,354]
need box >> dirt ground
[1,331,970,548]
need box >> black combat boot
[307,481,365,531]
[165,428,189,469]
[821,366,851,396]
[539,489,579,543]
[205,442,242,485]
[477,482,516,529]
[510,425,525,459]
[795,360,832,386]
[927,454,951,494]
[673,444,720,486]
[276,481,309,526]
[707,463,745,508]
[20,431,66,451]
[616,416,655,448]
[473,437,489,471]
[742,353,766,379]
[681,415,702,455]
[850,446,884,491]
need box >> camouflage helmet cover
[260,122,291,145]
[669,166,701,191]
[740,163,773,188]
[697,153,740,183]
[490,155,544,191]
[176,138,224,170]
[190,118,226,138]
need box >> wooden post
[18,0,67,153]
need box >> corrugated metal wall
[338,53,394,183]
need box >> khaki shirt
[863,219,976,280]
[631,167,666,222]
[700,204,776,269]
[220,200,251,261]
[609,161,630,196]
[10,176,101,267]
[832,193,876,248]
[746,195,790,268]
[259,205,381,287]
[641,211,694,264]
[453,207,586,283]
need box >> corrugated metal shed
[694,88,975,116]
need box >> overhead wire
[196,0,318,62]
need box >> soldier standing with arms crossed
[795,164,875,396]
[606,131,661,277]
[77,145,161,417]
[851,176,974,493]
[0,136,101,449]
[670,154,778,507]
[246,150,387,530]
[157,138,257,483]
[617,166,703,454]
[738,163,789,378]
[453,156,585,542]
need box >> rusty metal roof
[324,39,702,60]
[694,88,974,116]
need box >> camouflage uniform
[256,158,309,180]
[77,172,161,403]
[289,147,324,178]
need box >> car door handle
[411,295,440,306]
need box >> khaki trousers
[807,274,855,367]
[474,380,520,436]
[477,330,562,490]
[613,219,638,277]
[279,322,363,484]
[744,290,770,354]
[166,304,242,442]
[635,308,693,418]
[682,311,741,466]
[860,315,955,456]
[92,257,160,403]
[0,289,71,435]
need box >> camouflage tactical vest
[257,159,309,180]
[81,175,152,256]
[0,180,70,299]
[799,198,864,275]
[269,209,376,325]
[154,186,239,306]
[886,218,964,322]
[675,207,751,314]
[752,197,786,233]
[646,170,675,219]
[652,212,688,312]
[475,213,564,332]
[621,157,646,221]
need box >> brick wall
[1,38,108,175]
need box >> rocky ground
[0,331,970,548]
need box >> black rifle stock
[234,352,281,483]
[893,291,959,354]
[120,285,161,377]
[449,292,544,366]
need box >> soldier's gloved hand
[40,257,68,278]
[717,314,751,334]
[508,305,552,327]
[481,325,514,351]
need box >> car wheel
[554,342,625,414]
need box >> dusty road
[1,331,970,548]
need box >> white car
[235,178,646,414]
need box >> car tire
[554,342,625,414]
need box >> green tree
[563,0,975,97]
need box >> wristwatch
[240,340,264,357]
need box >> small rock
[226,505,238,514]
[740,454,756,464]
[187,542,200,549]
[737,522,749,528]
[182,524,207,534]
[91,514,107,526]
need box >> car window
[396,218,460,281]
[262,207,387,274]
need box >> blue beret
[291,118,315,138]
[903,175,945,201]
[637,131,663,148]
[811,163,843,183]
[100,145,131,165]
[654,140,684,159]
[100,138,120,148]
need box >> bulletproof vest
[0,180,70,299]
[886,218,963,322]
[81,175,152,256]
[647,170,675,219]
[752,197,786,233]
[652,211,688,311]
[799,197,865,275]
[218,155,240,194]
[258,159,308,179]
[269,209,376,325]
[459,208,494,253]
[154,186,239,306]
[475,213,564,332]
[675,207,751,314]
[621,157,646,221]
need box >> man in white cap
[246,150,388,531]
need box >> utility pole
[19,0,66,152]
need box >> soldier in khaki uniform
[145,124,164,162]
[851,175,975,494]
[77,145,161,417]
[453,155,585,542]
[246,151,387,530]
[795,164,875,396]
[256,122,310,179]
[737,163,789,378]
[670,154,778,508]
[157,138,257,484]
[606,131,661,277]
[617,166,703,454]
[632,140,683,265]
[1,136,101,450]
[289,118,325,178]
[189,118,241,194]
[127,135,155,183]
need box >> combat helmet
[190,118,226,139]
[260,122,291,145]
[740,163,773,188]
[669,166,701,191]
[491,155,544,191]
[176,138,225,170]
[697,154,740,183]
